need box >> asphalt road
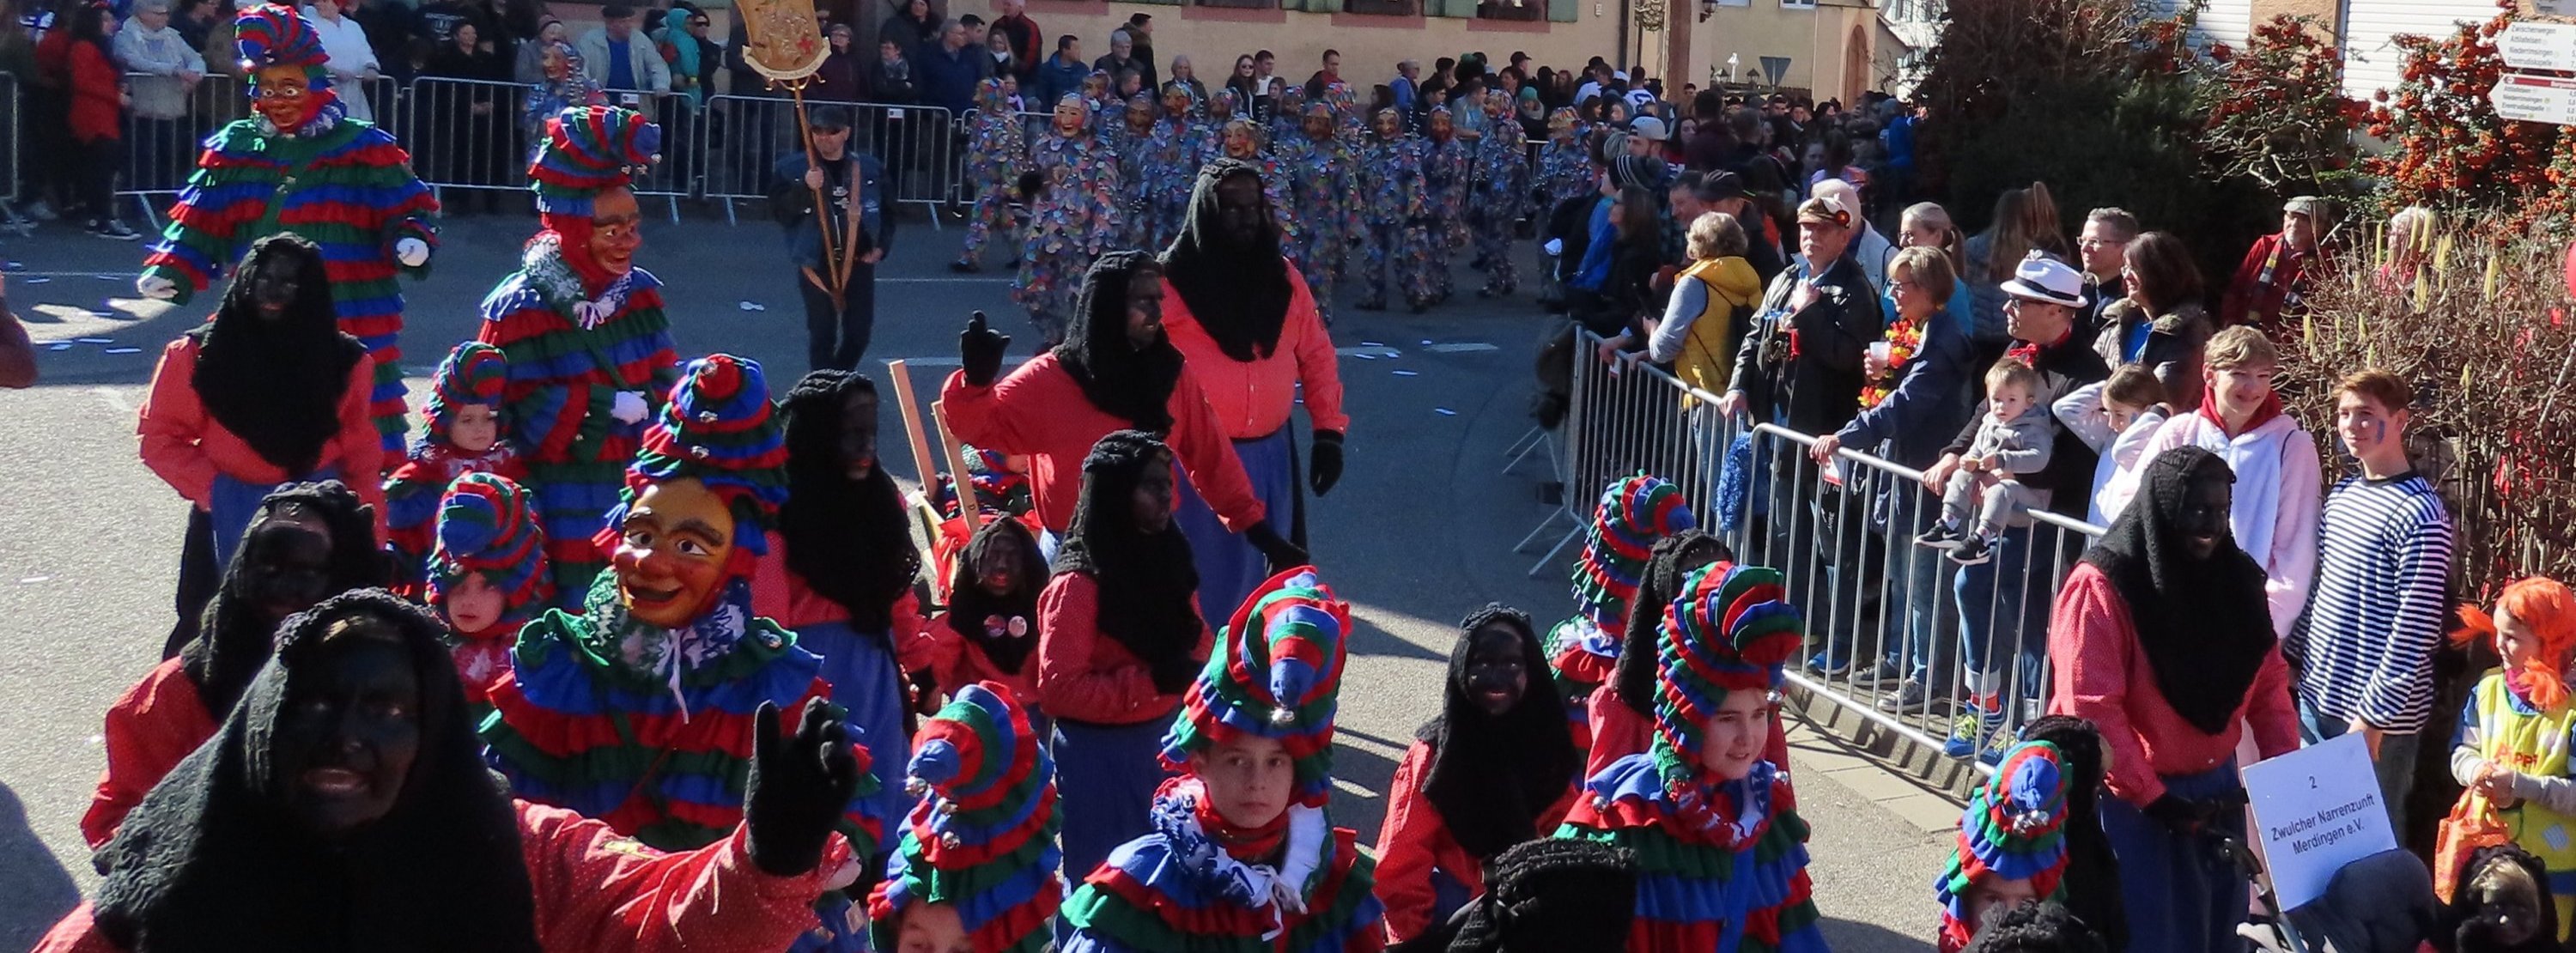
[0,203,1943,951]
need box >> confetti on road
[1435,408,1458,416]
[1392,369,1419,377]
[1360,340,1385,347]
[104,347,143,354]
[1423,342,1500,354]
[3,261,20,270]
[21,575,52,583]
[23,276,49,284]
[1419,339,1434,345]
[46,343,71,351]
[1352,353,1376,360]
[738,300,766,312]
[76,337,113,343]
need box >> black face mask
[271,635,422,836]
[239,518,336,628]
[1461,626,1528,715]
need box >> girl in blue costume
[1059,567,1386,953]
[1557,562,1826,953]
[753,368,941,846]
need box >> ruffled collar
[575,572,757,715]
[408,440,519,480]
[521,233,641,329]
[1147,776,1330,939]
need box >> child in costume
[1419,108,1472,305]
[1557,562,1826,953]
[1469,93,1530,299]
[2450,576,2576,939]
[477,104,682,606]
[866,683,1064,953]
[1274,100,1358,326]
[137,1,438,463]
[754,368,941,839]
[386,342,526,597]
[426,471,551,719]
[1546,475,1698,751]
[478,354,878,953]
[1060,566,1388,953]
[1935,741,2073,953]
[1014,94,1120,345]
[1352,106,1429,313]
[1594,529,1733,778]
[954,76,1030,273]
[1375,603,1579,945]
[933,516,1051,715]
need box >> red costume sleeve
[27,904,117,953]
[1034,573,1194,725]
[1166,369,1266,532]
[2245,642,2301,762]
[2048,564,2162,806]
[137,337,216,509]
[84,659,222,849]
[1283,269,1350,435]
[1372,739,1459,944]
[939,366,1044,457]
[337,355,388,536]
[889,589,940,673]
[520,801,854,953]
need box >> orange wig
[2455,577,2576,709]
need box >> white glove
[1268,804,1329,915]
[611,391,650,424]
[137,275,179,300]
[395,237,430,268]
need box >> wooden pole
[932,400,986,532]
[884,360,942,508]
[785,80,846,310]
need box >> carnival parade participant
[40,590,868,953]
[953,76,1030,273]
[753,369,939,839]
[138,232,386,638]
[1353,106,1430,313]
[1144,82,1200,250]
[1470,92,1530,299]
[384,342,524,598]
[1217,117,1297,254]
[1014,94,1120,345]
[1059,566,1388,953]
[477,104,681,606]
[768,104,893,374]
[1374,603,1579,945]
[137,1,438,463]
[1114,93,1163,252]
[1193,88,1241,167]
[1275,100,1358,325]
[1033,430,1215,881]
[1557,562,1827,953]
[1546,475,1697,751]
[944,252,1305,570]
[1934,741,2074,953]
[1159,157,1350,623]
[84,481,384,848]
[423,471,550,719]
[933,515,1052,715]
[1420,108,1471,305]
[865,683,1065,953]
[1594,529,1728,775]
[479,354,878,952]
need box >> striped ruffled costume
[140,3,436,464]
[479,355,878,953]
[425,471,550,719]
[1557,564,1826,953]
[866,683,1064,953]
[1061,568,1387,953]
[477,105,679,606]
[1933,741,2070,952]
[1547,475,1698,746]
[386,342,526,598]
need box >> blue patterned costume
[1470,100,1530,298]
[1013,94,1119,344]
[1274,105,1358,326]
[1352,112,1431,312]
[957,77,1029,268]
[1420,119,1472,303]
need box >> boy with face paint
[43,591,872,953]
[1375,604,1580,944]
[383,342,526,598]
[1272,100,1358,325]
[865,683,1064,953]
[1352,107,1429,313]
[953,76,1030,273]
[1012,93,1121,345]
[481,355,882,953]
[137,3,438,467]
[1556,563,1827,953]
[84,481,385,848]
[425,471,550,719]
[1060,566,1388,953]
[477,105,682,608]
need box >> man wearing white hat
[1917,251,2110,761]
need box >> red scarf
[1170,775,1289,861]
[2005,325,2073,367]
[2196,380,2282,436]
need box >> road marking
[875,276,1013,284]
[1337,346,1400,358]
[1422,342,1499,354]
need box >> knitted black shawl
[177,480,387,721]
[190,234,368,478]
[1612,530,1730,720]
[1160,158,1294,362]
[1054,251,1183,433]
[1416,604,1577,860]
[777,370,922,634]
[2076,446,2275,736]
[944,516,1048,675]
[1050,430,1202,668]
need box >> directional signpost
[2497,21,2576,126]
[2504,21,2576,70]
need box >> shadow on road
[0,780,81,950]
[1328,727,1406,842]
[1820,915,1935,951]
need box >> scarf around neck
[2077,446,2275,735]
[1162,159,1295,362]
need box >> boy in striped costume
[477,104,681,605]
[137,2,437,464]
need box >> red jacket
[748,531,940,671]
[1372,738,1577,944]
[2217,232,2313,331]
[1033,570,1211,726]
[941,356,1265,536]
[137,335,389,525]
[1159,263,1351,440]
[37,803,854,953]
[82,658,221,849]
[66,39,122,143]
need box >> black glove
[1150,652,1203,695]
[744,698,862,877]
[1308,430,1345,497]
[960,310,1010,386]
[1243,520,1308,574]
[2142,793,2208,837]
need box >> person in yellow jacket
[1643,211,1765,395]
[2451,576,2576,940]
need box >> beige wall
[1678,3,1870,101]
[951,0,1626,88]
[2246,0,2338,33]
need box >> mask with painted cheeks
[587,187,643,276]
[252,64,325,132]
[1052,95,1086,137]
[609,477,737,628]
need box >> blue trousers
[801,619,917,840]
[2100,764,2249,953]
[1054,717,1170,883]
[1880,488,1957,681]
[1953,523,2053,701]
[1172,428,1298,629]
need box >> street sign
[2502,21,2576,71]
[2494,73,2576,126]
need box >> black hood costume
[777,369,923,634]
[945,516,1049,675]
[176,480,386,718]
[1438,837,1637,953]
[1612,529,1729,720]
[1052,429,1202,673]
[1161,157,1294,363]
[2077,446,2275,736]
[189,233,368,478]
[1054,251,1183,433]
[1417,604,1578,861]
[97,590,541,953]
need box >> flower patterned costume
[865,683,1064,953]
[1420,124,1473,302]
[1557,564,1826,953]
[385,341,527,597]
[140,2,439,464]
[958,77,1030,268]
[1547,475,1698,750]
[1274,102,1358,326]
[1191,89,1239,167]
[1114,94,1163,252]
[1218,118,1298,263]
[1013,94,1120,345]
[480,355,878,953]
[1536,109,1594,305]
[1470,100,1530,298]
[1353,112,1431,312]
[427,470,553,719]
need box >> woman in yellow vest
[1643,211,1764,396]
[2451,575,2576,938]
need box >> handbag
[2432,790,2513,904]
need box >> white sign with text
[2243,732,2399,911]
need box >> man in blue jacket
[914,20,986,115]
[769,106,894,372]
[1030,34,1087,111]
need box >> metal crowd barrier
[404,77,692,221]
[702,95,956,228]
[1547,328,2107,771]
[0,74,20,223]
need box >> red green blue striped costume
[1060,816,1384,953]
[141,117,438,464]
[1558,758,1824,953]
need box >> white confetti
[105,347,143,354]
[1419,339,1434,345]
[76,337,113,344]
[1360,340,1385,347]
[738,300,767,312]
[1435,408,1458,416]
[1352,353,1376,361]
[1392,369,1419,377]
[23,276,49,284]
[21,575,52,583]
[46,342,71,350]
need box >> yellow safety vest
[2470,671,2576,938]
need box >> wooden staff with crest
[736,0,855,309]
